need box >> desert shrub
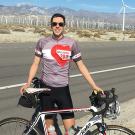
[77,30,92,38]
[93,33,101,38]
[107,30,115,32]
[109,37,117,41]
[40,32,51,37]
[0,25,8,29]
[68,28,76,33]
[0,24,13,29]
[0,29,11,34]
[12,27,25,32]
[114,30,122,34]
[91,29,98,33]
[92,29,106,35]
[26,27,35,32]
[98,31,107,35]
[129,34,135,38]
[76,30,82,35]
[45,27,52,32]
[123,31,133,35]
[34,27,45,33]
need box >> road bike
[0,87,134,135]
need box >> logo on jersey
[51,45,71,67]
[56,50,71,60]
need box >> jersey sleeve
[71,40,82,62]
[35,39,43,57]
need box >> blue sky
[0,0,135,13]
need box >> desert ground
[0,25,135,43]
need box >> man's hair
[51,13,65,23]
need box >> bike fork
[97,123,107,135]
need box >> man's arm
[76,60,102,93]
[20,56,41,94]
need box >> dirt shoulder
[76,98,135,132]
[60,98,135,132]
[0,31,135,43]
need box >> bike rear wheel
[0,117,40,135]
[92,125,135,135]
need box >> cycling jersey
[35,36,82,87]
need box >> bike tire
[92,125,135,135]
[0,117,41,135]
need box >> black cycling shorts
[39,83,74,120]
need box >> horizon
[0,0,135,13]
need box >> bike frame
[26,106,103,135]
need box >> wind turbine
[119,0,135,31]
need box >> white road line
[70,64,135,77]
[0,65,135,90]
[0,83,25,90]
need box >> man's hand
[20,83,30,95]
[92,86,104,94]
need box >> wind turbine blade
[119,7,123,14]
[125,4,135,10]
[121,0,125,6]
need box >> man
[20,13,103,134]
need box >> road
[0,41,135,122]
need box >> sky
[0,0,135,13]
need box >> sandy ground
[60,98,135,133]
[0,31,40,43]
[0,31,135,43]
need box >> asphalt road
[0,41,135,122]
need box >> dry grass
[0,24,135,43]
[109,37,117,41]
[12,27,25,32]
[0,29,11,34]
[40,32,52,37]
[76,29,108,39]
[93,33,101,38]
[67,28,77,33]
[77,30,93,38]
[123,30,135,35]
[34,27,46,33]
[129,34,135,38]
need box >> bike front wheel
[92,125,135,135]
[0,117,41,135]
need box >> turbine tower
[120,0,135,31]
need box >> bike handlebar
[25,87,51,94]
[22,87,118,117]
[89,88,118,116]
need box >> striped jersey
[35,36,82,87]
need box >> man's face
[51,17,65,38]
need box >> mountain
[0,4,47,15]
[0,4,135,25]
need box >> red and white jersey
[35,36,82,87]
